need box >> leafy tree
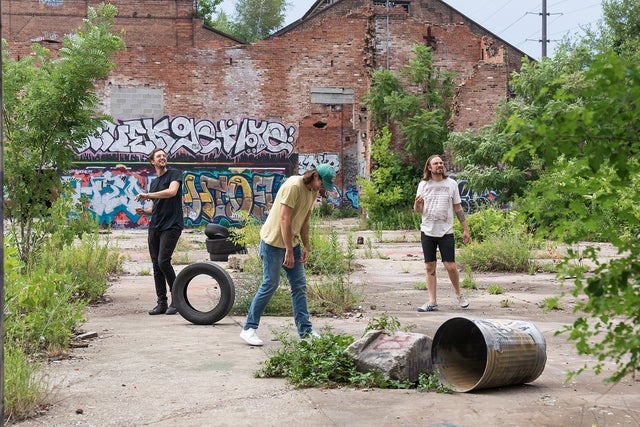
[211,10,234,35]
[445,43,596,200]
[195,0,224,27]
[602,0,640,61]
[358,127,420,227]
[360,45,454,227]
[365,44,454,168]
[227,0,289,42]
[508,52,640,382]
[2,3,126,265]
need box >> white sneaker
[240,328,264,346]
[300,330,321,341]
[457,294,469,308]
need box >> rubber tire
[206,238,244,254]
[204,223,229,239]
[171,262,235,325]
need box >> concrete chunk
[346,330,433,382]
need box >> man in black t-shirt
[135,148,184,315]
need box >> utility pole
[1,0,5,423]
[541,0,549,57]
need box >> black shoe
[148,304,167,315]
[165,306,178,315]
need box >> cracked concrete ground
[12,223,640,427]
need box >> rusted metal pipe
[431,317,546,392]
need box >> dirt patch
[11,227,640,427]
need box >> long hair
[302,168,318,186]
[422,154,448,181]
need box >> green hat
[316,164,337,193]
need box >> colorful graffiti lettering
[182,170,284,227]
[76,116,296,162]
[298,153,341,173]
[457,179,505,214]
[63,166,286,228]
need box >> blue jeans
[244,241,313,337]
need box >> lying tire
[171,262,235,325]
[204,223,229,239]
[206,238,244,254]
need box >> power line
[480,0,517,25]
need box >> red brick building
[1,0,530,227]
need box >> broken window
[373,1,410,13]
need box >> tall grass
[4,226,124,422]
[229,213,361,316]
[4,346,48,422]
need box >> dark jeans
[148,227,182,304]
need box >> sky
[219,0,604,60]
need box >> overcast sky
[219,0,604,60]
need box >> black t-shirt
[149,168,184,231]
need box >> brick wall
[1,0,530,227]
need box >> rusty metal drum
[431,317,547,392]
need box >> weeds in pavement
[487,285,504,295]
[256,320,449,392]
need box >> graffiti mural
[64,166,152,228]
[64,166,288,228]
[77,115,297,163]
[298,153,340,173]
[457,179,505,214]
[68,115,350,228]
[182,169,285,227]
[298,153,347,206]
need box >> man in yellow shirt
[240,164,337,346]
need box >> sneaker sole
[417,306,438,312]
[240,334,264,346]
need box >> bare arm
[135,200,154,216]
[280,204,295,268]
[136,180,181,202]
[413,195,424,213]
[299,209,312,263]
[453,203,470,244]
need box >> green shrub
[256,327,358,388]
[5,262,86,354]
[332,207,360,219]
[458,232,533,272]
[256,323,450,391]
[36,232,124,302]
[455,207,527,243]
[364,312,402,334]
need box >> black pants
[148,227,182,304]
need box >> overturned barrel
[431,317,546,392]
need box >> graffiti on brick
[298,153,343,206]
[76,115,296,163]
[297,153,341,174]
[63,166,286,228]
[182,170,285,227]
[457,179,503,214]
[344,185,359,209]
[63,167,151,228]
